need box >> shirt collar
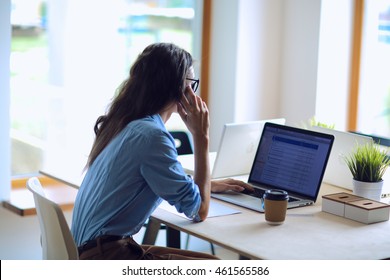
[151,114,166,130]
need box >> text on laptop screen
[249,125,333,198]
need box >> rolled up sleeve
[140,130,201,221]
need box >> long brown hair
[86,43,193,168]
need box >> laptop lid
[309,126,373,190]
[212,118,286,178]
[248,122,334,203]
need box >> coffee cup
[263,189,289,225]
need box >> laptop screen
[248,123,334,201]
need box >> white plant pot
[352,179,383,201]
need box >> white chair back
[26,177,79,260]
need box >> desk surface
[40,167,84,189]
[40,168,390,260]
[151,182,390,260]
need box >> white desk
[40,168,390,259]
[40,169,82,189]
[150,182,390,260]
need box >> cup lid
[263,189,289,201]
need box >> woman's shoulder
[118,116,174,154]
[125,115,170,139]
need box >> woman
[71,43,252,260]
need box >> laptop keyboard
[242,188,298,202]
[242,188,265,198]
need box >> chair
[26,177,79,260]
[169,131,193,155]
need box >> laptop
[179,118,286,178]
[211,118,286,178]
[309,126,373,190]
[211,122,334,212]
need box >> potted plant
[309,117,335,129]
[343,141,390,201]
[301,116,335,130]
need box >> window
[10,0,202,176]
[356,0,390,138]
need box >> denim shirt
[71,114,201,246]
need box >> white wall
[0,0,11,201]
[279,0,322,127]
[209,0,285,151]
[208,0,328,150]
[235,0,283,122]
[208,0,240,150]
[316,0,353,130]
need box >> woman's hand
[177,86,209,141]
[211,178,254,193]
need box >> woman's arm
[178,86,211,221]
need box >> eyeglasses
[186,78,199,93]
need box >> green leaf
[343,142,390,182]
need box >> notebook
[179,118,286,178]
[309,126,373,190]
[211,123,334,212]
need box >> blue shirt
[71,114,201,245]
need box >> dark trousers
[78,235,219,260]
